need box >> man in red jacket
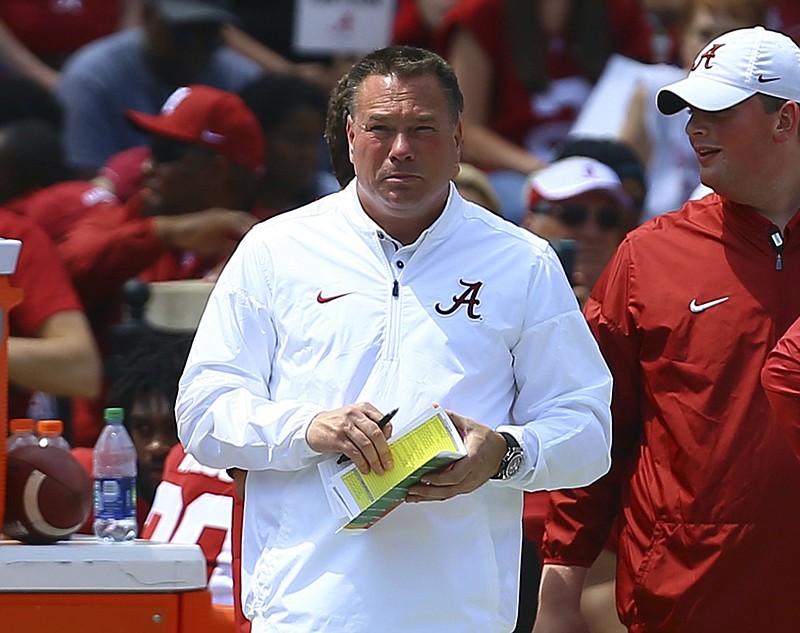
[59,84,264,446]
[536,26,800,633]
[762,314,800,457]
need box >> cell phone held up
[551,238,576,286]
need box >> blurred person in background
[0,0,141,91]
[0,208,101,422]
[73,331,191,533]
[59,84,263,447]
[619,0,768,221]
[239,73,338,219]
[435,0,654,224]
[522,156,638,305]
[222,0,356,93]
[56,0,261,177]
[515,137,646,633]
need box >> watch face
[505,452,523,478]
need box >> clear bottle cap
[9,418,35,433]
[37,419,64,436]
[104,407,125,423]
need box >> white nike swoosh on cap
[689,297,730,313]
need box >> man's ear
[346,114,356,164]
[452,118,464,177]
[775,100,800,143]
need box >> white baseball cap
[527,156,631,208]
[657,26,800,115]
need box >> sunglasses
[150,138,215,165]
[535,202,624,231]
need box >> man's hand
[307,403,394,475]
[153,208,257,256]
[405,410,507,502]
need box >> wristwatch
[491,432,524,480]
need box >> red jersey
[542,194,800,632]
[0,0,121,61]
[391,0,436,49]
[762,314,800,457]
[4,181,119,244]
[142,444,236,606]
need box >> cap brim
[126,110,197,146]
[657,76,755,115]
[156,1,237,24]
[533,180,632,209]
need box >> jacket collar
[340,179,465,246]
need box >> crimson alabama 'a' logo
[434,279,483,320]
[691,43,725,71]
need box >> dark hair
[0,77,64,130]
[555,137,646,199]
[240,73,328,134]
[343,45,463,123]
[757,93,787,114]
[325,72,356,188]
[107,331,193,429]
[505,0,612,93]
[324,46,463,188]
[0,119,69,204]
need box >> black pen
[336,407,399,464]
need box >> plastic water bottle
[93,407,138,542]
[36,419,71,451]
[7,418,37,451]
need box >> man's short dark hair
[343,46,464,124]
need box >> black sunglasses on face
[535,202,623,231]
[150,138,215,164]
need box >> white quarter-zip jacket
[177,181,612,632]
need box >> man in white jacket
[176,45,612,633]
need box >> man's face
[129,391,179,502]
[685,96,780,202]
[523,190,630,290]
[347,73,462,235]
[145,15,223,86]
[264,105,326,191]
[142,137,220,215]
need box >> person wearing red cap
[56,0,261,177]
[0,118,121,241]
[536,26,800,633]
[59,83,264,448]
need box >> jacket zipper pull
[770,226,784,271]
[392,279,399,297]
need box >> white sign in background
[293,0,396,55]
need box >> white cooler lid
[0,537,207,593]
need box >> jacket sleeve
[542,238,644,567]
[58,198,165,305]
[502,245,613,493]
[762,315,800,458]
[175,229,324,472]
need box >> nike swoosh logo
[689,297,730,313]
[316,291,353,304]
[757,74,781,83]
